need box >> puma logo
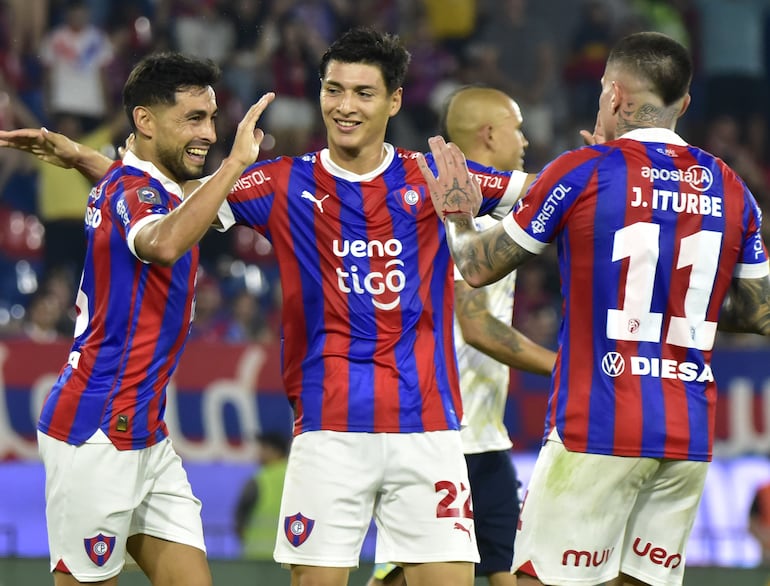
[301,190,330,213]
[453,522,472,541]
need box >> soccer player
[1,29,532,586]
[31,53,274,585]
[368,87,557,586]
[419,31,770,586]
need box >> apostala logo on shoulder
[641,165,713,192]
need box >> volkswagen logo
[601,352,625,377]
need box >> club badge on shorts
[284,512,315,546]
[84,533,116,566]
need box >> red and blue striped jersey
[220,144,523,434]
[38,152,197,450]
[503,128,769,461]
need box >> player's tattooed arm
[443,215,535,287]
[454,279,555,375]
[417,134,534,284]
[719,275,770,335]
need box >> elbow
[136,238,186,267]
[147,245,186,267]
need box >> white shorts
[274,430,480,567]
[512,431,708,586]
[38,430,205,582]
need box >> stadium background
[2,0,770,584]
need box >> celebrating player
[419,31,770,586]
[30,52,273,585]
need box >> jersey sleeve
[220,157,284,232]
[111,175,173,262]
[735,188,770,278]
[465,160,527,218]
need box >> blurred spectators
[262,11,325,155]
[0,0,767,353]
[474,0,567,168]
[38,0,114,132]
[171,0,235,66]
[19,290,65,343]
[563,0,615,133]
[692,0,769,136]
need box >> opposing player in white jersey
[448,87,555,586]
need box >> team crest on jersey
[83,533,116,566]
[137,186,161,204]
[402,189,420,206]
[395,186,423,213]
[284,512,315,546]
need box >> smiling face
[137,86,218,183]
[319,60,402,171]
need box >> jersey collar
[122,151,185,198]
[619,127,688,146]
[319,143,395,182]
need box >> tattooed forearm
[444,215,534,287]
[719,276,770,335]
[454,280,555,374]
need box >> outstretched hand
[416,135,481,220]
[0,127,85,168]
[228,92,276,168]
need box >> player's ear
[610,81,622,116]
[677,93,691,119]
[481,123,494,148]
[133,106,154,138]
[389,87,403,117]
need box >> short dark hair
[319,27,411,94]
[607,32,692,106]
[123,52,221,131]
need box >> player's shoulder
[394,146,424,163]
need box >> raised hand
[416,135,481,220]
[228,92,276,169]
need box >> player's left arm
[417,136,535,286]
[454,279,555,375]
[719,274,770,335]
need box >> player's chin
[181,164,206,181]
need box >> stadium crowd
[0,0,769,351]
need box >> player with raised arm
[419,32,770,586]
[30,52,274,586]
